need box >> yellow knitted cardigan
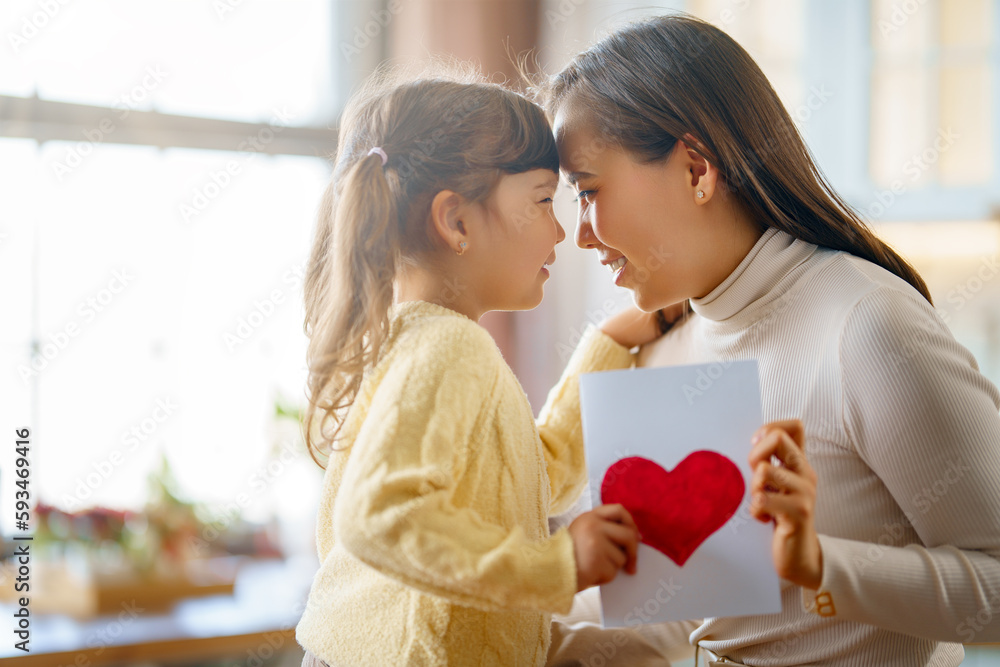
[295,300,634,666]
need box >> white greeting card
[578,360,781,627]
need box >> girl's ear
[679,133,719,205]
[429,190,469,254]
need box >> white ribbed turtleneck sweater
[637,227,1000,666]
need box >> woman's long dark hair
[538,13,931,302]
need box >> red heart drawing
[601,451,745,566]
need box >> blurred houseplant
[4,455,281,617]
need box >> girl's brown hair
[538,14,931,302]
[303,66,559,467]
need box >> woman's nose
[575,214,597,249]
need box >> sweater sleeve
[333,320,578,615]
[537,325,635,516]
[811,286,1000,642]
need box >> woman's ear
[679,133,718,205]
[429,190,469,254]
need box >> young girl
[540,14,1000,667]
[293,69,647,667]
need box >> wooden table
[0,556,316,666]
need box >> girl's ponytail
[303,150,399,467]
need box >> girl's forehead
[535,170,560,189]
[497,168,559,193]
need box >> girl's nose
[555,217,567,245]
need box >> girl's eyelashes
[539,197,554,204]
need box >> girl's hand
[599,302,688,349]
[568,503,640,592]
[748,419,823,590]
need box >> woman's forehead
[552,103,590,148]
[554,114,589,150]
[554,117,612,177]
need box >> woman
[541,13,1000,667]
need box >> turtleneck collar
[690,227,820,324]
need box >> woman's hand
[748,419,823,590]
[568,503,640,591]
[599,302,688,349]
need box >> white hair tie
[367,146,388,166]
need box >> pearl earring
[696,190,705,199]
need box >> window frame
[803,0,999,222]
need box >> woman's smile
[610,256,628,285]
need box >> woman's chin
[630,289,659,313]
[631,289,681,314]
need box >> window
[0,0,346,537]
[870,0,993,190]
